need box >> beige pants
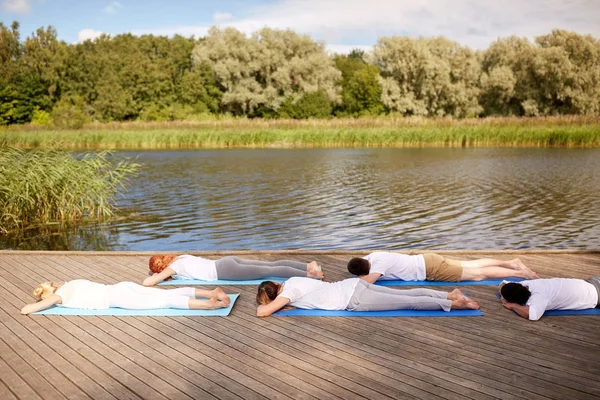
[423,253,463,282]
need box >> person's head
[347,257,370,276]
[149,254,178,274]
[256,281,281,305]
[500,282,531,305]
[33,281,59,300]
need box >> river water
[4,148,600,251]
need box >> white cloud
[129,0,600,49]
[2,0,30,14]
[213,12,233,22]
[77,29,105,42]
[104,1,121,15]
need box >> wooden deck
[0,250,599,400]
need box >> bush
[278,90,332,119]
[50,97,89,129]
[30,107,51,125]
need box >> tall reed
[0,148,140,233]
[1,116,599,149]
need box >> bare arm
[143,267,176,286]
[360,272,382,284]
[21,295,61,315]
[501,298,530,319]
[256,296,291,317]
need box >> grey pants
[586,276,600,307]
[215,256,307,280]
[346,279,453,312]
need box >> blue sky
[1,0,599,52]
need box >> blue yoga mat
[158,277,288,286]
[495,293,600,316]
[33,294,239,316]
[375,277,524,287]
[273,308,482,317]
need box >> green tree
[334,53,385,116]
[373,36,481,117]
[192,27,340,116]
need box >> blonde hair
[33,282,56,300]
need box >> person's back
[169,255,218,281]
[55,279,110,309]
[279,277,360,310]
[521,278,598,320]
[365,252,426,281]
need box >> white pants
[108,282,194,309]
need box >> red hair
[149,254,178,274]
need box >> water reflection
[4,148,600,251]
[1,223,122,251]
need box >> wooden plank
[1,251,599,400]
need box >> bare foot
[452,297,480,310]
[510,258,527,270]
[212,287,229,302]
[307,262,324,279]
[205,296,223,309]
[522,267,539,280]
[448,288,465,301]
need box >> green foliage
[193,27,341,116]
[50,96,89,129]
[30,107,51,125]
[334,54,385,116]
[374,36,482,117]
[1,20,599,123]
[0,148,140,233]
[278,90,332,119]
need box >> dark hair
[256,281,279,305]
[501,283,531,305]
[347,257,370,276]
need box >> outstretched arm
[21,295,61,315]
[360,272,382,284]
[501,297,530,319]
[256,296,291,317]
[143,267,176,286]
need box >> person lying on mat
[498,277,600,321]
[143,254,324,286]
[347,252,539,284]
[255,277,479,317]
[20,279,231,315]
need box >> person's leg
[229,256,308,270]
[108,282,195,309]
[460,258,525,270]
[460,266,537,281]
[216,256,308,280]
[346,280,455,312]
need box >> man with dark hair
[347,252,538,284]
[499,277,600,321]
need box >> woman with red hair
[143,254,324,286]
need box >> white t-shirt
[169,255,218,281]
[55,280,110,309]
[517,278,598,321]
[278,277,360,310]
[364,252,426,281]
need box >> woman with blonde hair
[21,279,230,315]
[143,254,324,286]
[255,277,479,317]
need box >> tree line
[1,21,599,127]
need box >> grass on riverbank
[0,148,140,234]
[2,116,600,149]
